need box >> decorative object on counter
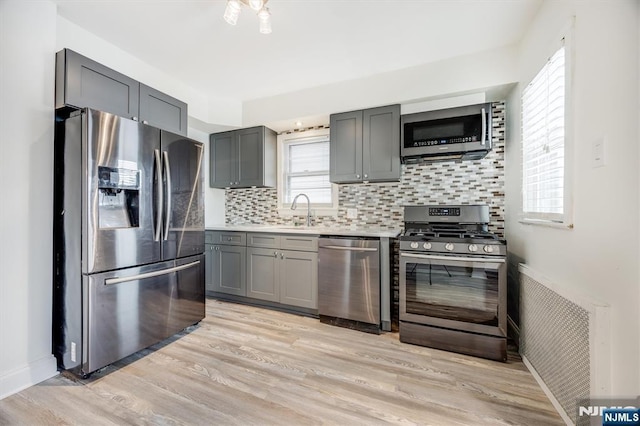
[224,0,272,34]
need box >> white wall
[187,128,225,225]
[0,0,59,399]
[243,45,519,130]
[504,0,640,396]
[56,16,243,129]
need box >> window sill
[519,218,573,229]
[277,207,339,218]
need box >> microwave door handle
[162,150,172,241]
[153,149,163,242]
[481,107,487,146]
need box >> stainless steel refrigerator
[53,108,205,376]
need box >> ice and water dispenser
[98,166,140,229]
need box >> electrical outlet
[593,136,606,168]
[346,208,358,219]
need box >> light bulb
[258,7,271,34]
[224,0,241,26]
[248,0,264,11]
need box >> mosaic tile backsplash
[225,102,505,237]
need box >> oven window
[404,262,499,326]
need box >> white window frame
[277,128,338,218]
[520,22,574,229]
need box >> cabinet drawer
[281,235,318,252]
[247,233,281,248]
[211,231,246,246]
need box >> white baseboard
[521,354,574,426]
[0,354,58,400]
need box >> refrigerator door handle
[153,149,163,242]
[104,260,201,285]
[162,150,172,241]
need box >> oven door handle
[400,252,505,264]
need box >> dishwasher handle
[321,245,378,252]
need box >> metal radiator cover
[520,272,591,425]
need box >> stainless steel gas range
[398,205,507,362]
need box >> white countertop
[206,224,401,238]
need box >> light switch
[346,208,358,219]
[593,137,605,168]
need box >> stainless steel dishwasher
[318,237,380,333]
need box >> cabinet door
[330,110,363,183]
[279,250,318,309]
[363,105,400,182]
[212,245,246,296]
[210,131,237,188]
[139,84,188,136]
[236,127,264,187]
[56,49,139,119]
[246,247,279,302]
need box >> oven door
[400,252,506,337]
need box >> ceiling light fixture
[224,0,272,34]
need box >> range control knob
[445,243,455,251]
[423,242,432,250]
[468,244,478,253]
[410,242,419,249]
[483,245,494,253]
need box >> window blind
[284,137,332,205]
[522,45,566,222]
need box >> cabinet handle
[132,116,138,121]
[274,251,278,257]
[142,120,149,125]
[364,174,368,179]
[280,253,284,259]
[356,174,360,179]
[235,181,239,185]
[227,237,232,241]
[215,246,219,251]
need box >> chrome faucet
[291,193,312,227]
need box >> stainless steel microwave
[401,103,492,162]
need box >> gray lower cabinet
[246,247,279,302]
[209,126,276,189]
[330,104,400,184]
[279,250,318,309]
[205,231,247,296]
[246,233,318,309]
[56,49,188,136]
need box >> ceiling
[53,0,542,107]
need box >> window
[521,38,572,226]
[277,129,338,216]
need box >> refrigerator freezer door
[160,131,205,260]
[82,254,205,375]
[84,109,161,273]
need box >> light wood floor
[0,299,563,425]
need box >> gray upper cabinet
[330,110,363,183]
[56,49,139,120]
[56,49,188,136]
[330,104,400,184]
[209,126,276,189]
[139,84,188,136]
